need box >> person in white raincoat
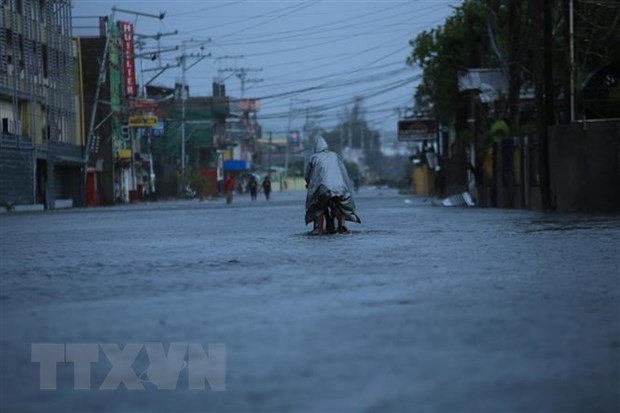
[304,136,361,234]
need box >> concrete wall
[0,147,34,205]
[549,122,620,213]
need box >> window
[39,0,46,23]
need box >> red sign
[397,118,437,142]
[119,21,136,97]
[130,98,159,112]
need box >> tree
[561,0,620,119]
[408,0,620,127]
[406,1,490,124]
[406,0,619,210]
[301,106,323,151]
[322,97,384,182]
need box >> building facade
[0,0,84,209]
[150,83,230,198]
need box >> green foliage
[490,120,509,139]
[407,0,620,126]
[570,2,620,79]
[323,97,384,179]
[407,1,488,123]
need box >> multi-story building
[0,0,84,210]
[150,83,230,198]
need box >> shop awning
[223,160,250,171]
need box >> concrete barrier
[53,199,74,209]
[0,204,45,213]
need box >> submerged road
[1,188,619,412]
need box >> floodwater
[1,188,619,412]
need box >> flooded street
[1,188,619,412]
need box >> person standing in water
[304,136,361,234]
[262,175,272,201]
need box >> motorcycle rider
[305,136,361,234]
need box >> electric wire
[73,0,460,131]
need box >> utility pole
[83,6,164,205]
[302,106,321,175]
[285,98,309,181]
[568,0,575,123]
[213,55,244,81]
[218,67,262,97]
[177,39,210,178]
[268,131,272,177]
[285,100,293,183]
[135,30,178,94]
[361,125,365,152]
[181,47,187,178]
[531,0,553,211]
[135,31,177,60]
[132,31,178,198]
[542,0,554,210]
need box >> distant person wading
[248,175,258,201]
[262,176,272,201]
[225,174,235,204]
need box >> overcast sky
[72,0,461,135]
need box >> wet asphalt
[1,187,619,412]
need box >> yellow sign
[128,115,157,128]
[118,149,132,159]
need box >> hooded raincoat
[304,137,361,225]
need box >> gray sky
[73,0,461,135]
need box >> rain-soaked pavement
[1,187,619,413]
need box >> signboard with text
[397,118,437,142]
[119,21,136,97]
[129,115,158,128]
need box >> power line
[167,0,247,17]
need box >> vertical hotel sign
[119,21,136,97]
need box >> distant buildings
[0,2,267,209]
